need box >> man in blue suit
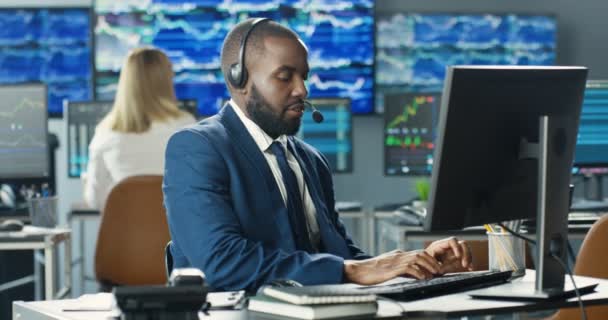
[163,18,473,292]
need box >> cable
[497,223,536,244]
[551,252,587,320]
[498,223,586,320]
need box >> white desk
[0,226,71,300]
[13,271,608,319]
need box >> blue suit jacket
[163,105,369,292]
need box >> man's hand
[343,249,441,285]
[425,237,474,273]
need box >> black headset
[227,18,271,89]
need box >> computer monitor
[571,81,608,201]
[425,66,588,297]
[0,83,49,180]
[384,93,442,175]
[65,100,113,178]
[297,98,353,173]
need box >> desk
[11,271,608,319]
[67,202,99,294]
[0,226,71,300]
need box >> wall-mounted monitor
[375,13,557,113]
[0,8,92,117]
[94,0,375,116]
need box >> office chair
[94,175,170,290]
[546,214,608,320]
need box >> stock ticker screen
[94,0,374,116]
[384,93,441,176]
[298,98,352,173]
[0,84,49,179]
[0,8,92,117]
[375,13,557,114]
[573,80,608,173]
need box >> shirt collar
[228,99,287,152]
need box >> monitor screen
[65,100,113,178]
[0,8,92,117]
[384,92,441,175]
[573,80,608,171]
[94,0,374,116]
[0,84,49,179]
[297,98,352,173]
[375,13,557,113]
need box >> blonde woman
[82,47,195,210]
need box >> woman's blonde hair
[100,47,186,133]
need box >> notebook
[261,284,377,305]
[248,294,378,320]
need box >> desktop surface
[12,271,608,320]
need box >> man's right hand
[343,250,441,285]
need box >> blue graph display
[573,81,608,169]
[0,8,92,117]
[375,13,557,113]
[95,0,374,115]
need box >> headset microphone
[303,100,324,123]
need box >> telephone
[113,268,208,320]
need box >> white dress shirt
[229,100,321,250]
[82,114,195,210]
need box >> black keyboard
[356,270,513,301]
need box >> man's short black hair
[220,18,301,91]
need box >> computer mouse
[0,219,24,232]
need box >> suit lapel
[219,105,278,193]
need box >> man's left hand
[425,237,474,274]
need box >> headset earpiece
[227,18,270,89]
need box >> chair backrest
[94,175,170,287]
[549,214,608,320]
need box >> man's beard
[246,85,301,139]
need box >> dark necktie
[270,141,314,253]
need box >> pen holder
[487,232,526,277]
[28,196,58,228]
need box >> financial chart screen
[375,13,556,113]
[384,93,441,175]
[0,84,49,179]
[94,0,374,116]
[66,101,113,178]
[297,98,352,173]
[573,80,608,171]
[0,8,92,117]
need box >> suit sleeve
[315,151,372,260]
[163,130,345,291]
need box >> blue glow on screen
[0,8,92,117]
[375,13,557,113]
[95,0,374,115]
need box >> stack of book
[248,284,378,319]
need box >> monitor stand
[472,115,598,300]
